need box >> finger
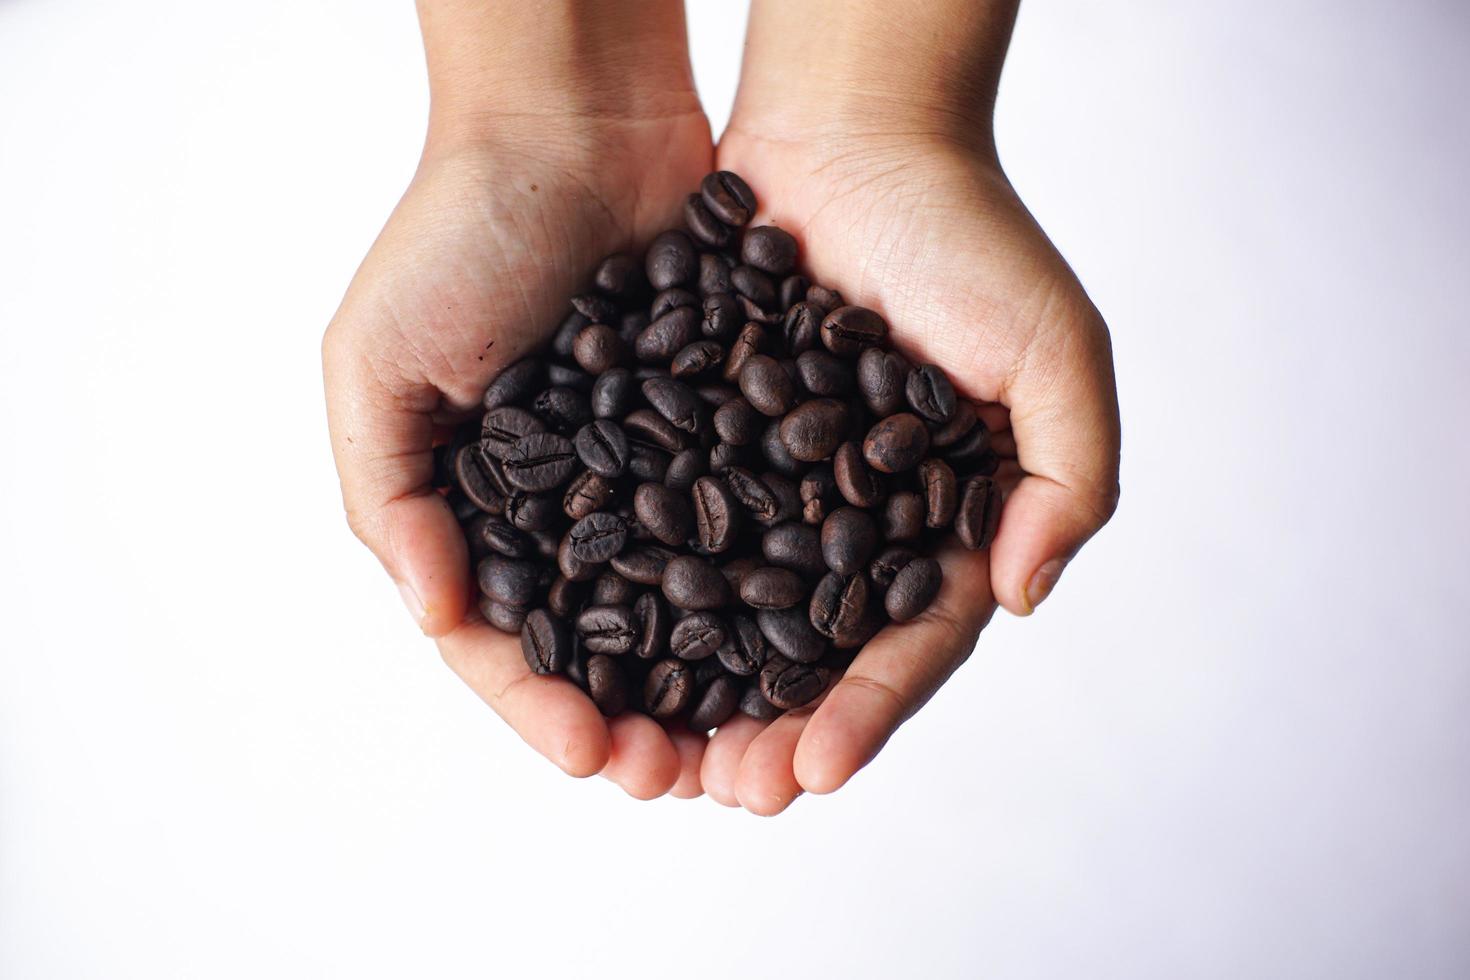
[323,325,470,637]
[734,710,815,816]
[991,304,1121,615]
[438,620,611,777]
[700,714,767,807]
[667,727,709,800]
[600,714,681,800]
[793,542,994,795]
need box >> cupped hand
[323,113,714,799]
[702,128,1122,814]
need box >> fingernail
[1022,560,1066,615]
[396,580,426,627]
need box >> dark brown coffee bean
[586,654,628,716]
[800,464,837,525]
[669,340,725,379]
[821,506,879,576]
[688,675,740,731]
[557,532,597,582]
[795,349,853,396]
[521,609,571,675]
[717,616,767,676]
[738,294,779,325]
[883,491,926,541]
[906,364,957,423]
[739,566,807,609]
[635,306,698,363]
[572,419,629,478]
[821,306,888,357]
[692,475,740,553]
[713,396,760,446]
[642,377,704,434]
[594,252,642,297]
[761,522,827,578]
[805,284,843,314]
[931,401,979,448]
[699,253,734,298]
[633,591,671,658]
[944,421,993,467]
[719,556,762,596]
[856,347,909,416]
[708,441,744,474]
[724,466,781,524]
[505,490,560,531]
[701,293,742,341]
[473,514,530,558]
[779,398,849,462]
[738,354,797,417]
[480,597,528,633]
[563,469,613,520]
[482,357,543,410]
[809,571,871,642]
[552,312,590,358]
[622,408,684,453]
[570,290,617,324]
[612,545,678,585]
[568,511,628,563]
[684,193,733,247]
[833,441,884,508]
[546,364,593,392]
[863,413,930,473]
[694,382,741,407]
[779,274,811,311]
[645,659,695,717]
[454,444,508,513]
[756,609,827,664]
[531,387,591,435]
[761,472,802,525]
[664,448,706,492]
[645,229,697,291]
[869,545,919,593]
[591,571,639,607]
[741,225,797,276]
[571,323,624,374]
[918,458,958,528]
[885,557,943,622]
[633,481,693,546]
[575,604,639,655]
[955,476,1003,550]
[480,407,546,459]
[619,311,649,346]
[731,264,776,309]
[477,555,539,606]
[723,322,765,382]
[547,576,587,619]
[739,682,785,720]
[670,611,727,660]
[661,555,732,610]
[590,368,634,419]
[700,171,756,226]
[759,655,830,708]
[780,302,821,357]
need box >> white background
[2,2,1468,977]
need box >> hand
[700,0,1121,813]
[323,1,715,799]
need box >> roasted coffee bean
[833,441,885,508]
[664,448,706,492]
[591,571,639,607]
[671,611,727,660]
[731,264,776,309]
[645,659,695,717]
[761,472,802,525]
[918,458,958,527]
[482,357,543,410]
[708,441,744,474]
[662,555,733,610]
[505,491,560,532]
[547,576,587,619]
[645,229,697,290]
[944,421,992,466]
[552,312,590,359]
[739,566,807,609]
[821,305,888,357]
[481,406,546,459]
[740,682,784,720]
[572,323,624,374]
[694,382,741,407]
[651,287,699,321]
[590,367,634,419]
[619,311,649,346]
[557,532,598,582]
[821,506,879,576]
[810,571,871,642]
[954,476,1003,550]
[863,413,930,473]
[480,597,528,633]
[642,377,704,434]
[741,225,798,276]
[684,192,733,247]
[723,322,765,382]
[885,557,942,622]
[671,340,726,378]
[623,408,684,452]
[633,591,671,658]
[906,364,957,423]
[795,349,852,396]
[573,419,630,478]
[883,491,926,542]
[759,419,804,477]
[806,284,843,314]
[634,481,694,546]
[699,252,734,298]
[627,441,672,483]
[725,466,781,523]
[546,364,593,392]
[714,556,757,595]
[800,464,838,525]
[701,293,742,341]
[563,469,613,520]
[593,252,642,296]
[761,522,827,578]
[521,609,571,675]
[739,294,779,325]
[756,608,827,664]
[576,604,639,655]
[713,396,760,446]
[570,292,617,325]
[502,432,578,491]
[688,674,740,731]
[586,654,628,716]
[759,656,830,711]
[532,387,592,434]
[738,354,797,417]
[568,511,628,563]
[779,274,811,311]
[612,545,678,585]
[692,475,740,553]
[931,401,979,448]
[700,171,756,226]
[635,306,698,362]
[473,514,530,558]
[454,444,508,513]
[779,398,849,462]
[780,302,821,357]
[717,615,770,676]
[856,347,909,416]
[869,545,919,593]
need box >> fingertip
[556,728,613,779]
[602,715,680,801]
[667,729,708,799]
[701,716,765,807]
[383,493,471,636]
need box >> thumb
[322,326,471,637]
[988,301,1121,616]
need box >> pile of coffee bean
[437,171,1001,729]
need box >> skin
[323,0,1120,812]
